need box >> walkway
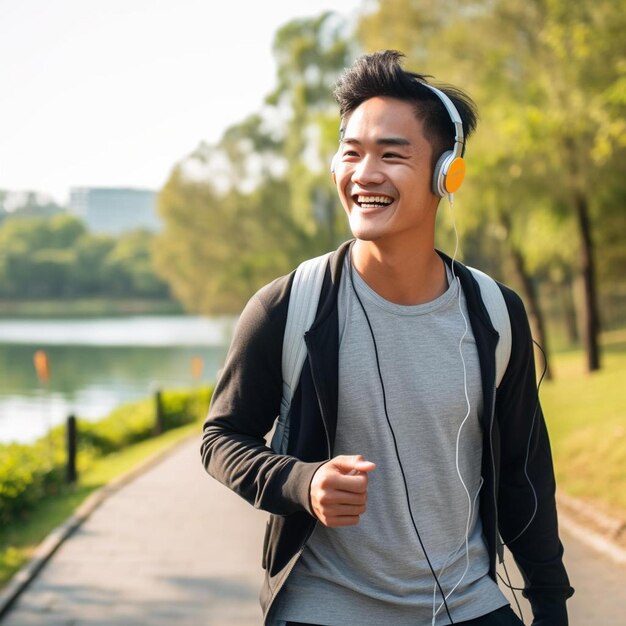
[0,436,266,625]
[1,435,625,625]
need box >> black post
[154,389,165,435]
[66,415,77,484]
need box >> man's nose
[352,156,385,185]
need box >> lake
[0,316,236,445]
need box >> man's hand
[310,455,376,527]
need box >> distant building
[69,187,161,234]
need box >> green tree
[358,0,626,371]
[0,214,170,301]
[105,230,170,298]
[154,12,358,315]
[267,12,354,250]
[0,215,85,297]
[0,190,64,225]
[154,166,305,315]
[72,233,115,295]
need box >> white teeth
[357,195,393,205]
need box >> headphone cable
[348,253,454,625]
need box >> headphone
[423,84,466,198]
[330,83,466,198]
[330,138,341,185]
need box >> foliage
[154,12,354,316]
[154,167,307,314]
[268,12,355,242]
[0,190,64,225]
[0,440,65,526]
[357,0,626,369]
[0,214,171,300]
[0,386,212,527]
[143,1,626,346]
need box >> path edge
[556,491,626,566]
[0,430,200,620]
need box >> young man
[201,50,573,625]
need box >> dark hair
[333,50,478,165]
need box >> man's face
[334,96,439,245]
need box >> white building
[69,187,161,234]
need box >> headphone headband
[421,83,467,197]
[421,83,465,159]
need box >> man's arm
[495,288,574,624]
[200,280,323,517]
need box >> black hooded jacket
[201,240,574,624]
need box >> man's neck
[351,238,448,306]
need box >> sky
[0,0,364,205]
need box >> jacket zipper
[489,382,503,565]
[264,520,318,624]
[265,339,332,624]
[305,332,333,459]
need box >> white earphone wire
[431,194,474,624]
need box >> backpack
[271,252,511,454]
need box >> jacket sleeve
[496,288,574,624]
[200,279,322,517]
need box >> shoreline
[0,298,184,319]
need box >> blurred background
[0,0,625,610]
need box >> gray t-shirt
[273,255,507,626]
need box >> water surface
[0,316,235,444]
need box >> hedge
[0,386,212,526]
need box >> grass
[0,420,201,589]
[541,329,626,520]
[0,298,184,318]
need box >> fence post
[154,389,165,436]
[66,415,77,484]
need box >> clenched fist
[309,455,376,527]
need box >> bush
[77,397,155,455]
[0,386,212,527]
[0,441,65,526]
[160,387,212,429]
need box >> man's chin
[350,231,377,242]
[348,218,381,242]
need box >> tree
[73,234,115,295]
[0,214,170,300]
[154,12,359,315]
[0,215,84,297]
[266,12,355,249]
[0,190,64,225]
[103,230,170,298]
[357,0,626,371]
[153,164,307,314]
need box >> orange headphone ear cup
[432,151,466,197]
[444,157,466,194]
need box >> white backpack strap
[468,267,512,388]
[271,252,332,453]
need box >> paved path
[0,436,266,626]
[498,536,626,625]
[1,436,625,625]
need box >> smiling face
[334,96,440,248]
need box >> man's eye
[383,152,403,159]
[342,150,359,157]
